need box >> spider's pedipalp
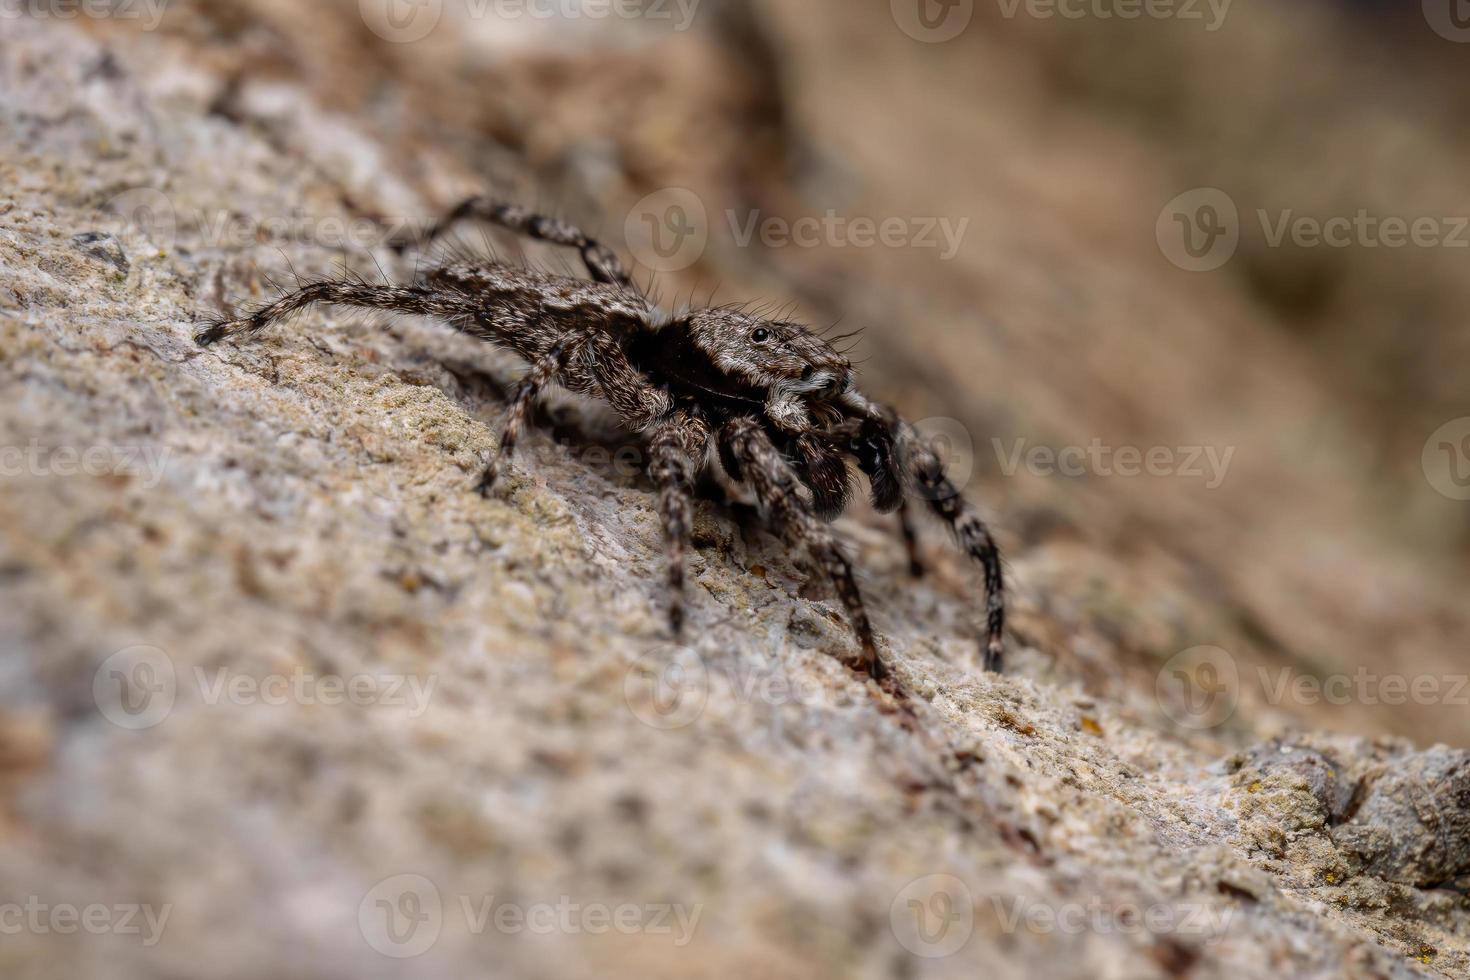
[723,417,886,681]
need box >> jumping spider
[197,200,1005,680]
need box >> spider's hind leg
[397,197,635,290]
[195,279,468,347]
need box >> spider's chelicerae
[197,200,1005,680]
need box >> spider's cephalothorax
[197,200,1005,679]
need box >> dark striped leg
[401,198,635,290]
[904,431,1006,673]
[477,339,573,496]
[195,280,479,347]
[898,500,925,578]
[648,411,711,636]
[723,418,886,681]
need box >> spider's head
[684,309,853,400]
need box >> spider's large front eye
[750,328,771,344]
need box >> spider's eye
[750,328,771,344]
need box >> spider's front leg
[842,395,1007,673]
[647,410,711,636]
[721,418,886,681]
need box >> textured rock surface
[1,4,1468,979]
